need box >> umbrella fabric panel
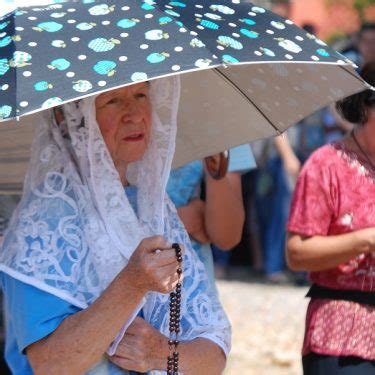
[217,62,365,133]
[0,0,353,121]
[0,60,366,192]
[175,63,366,168]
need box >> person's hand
[123,236,182,295]
[355,227,375,254]
[108,317,168,372]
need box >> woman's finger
[140,236,171,254]
[109,355,141,371]
[158,262,180,278]
[116,338,139,358]
[156,264,180,291]
[151,248,178,267]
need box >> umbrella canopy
[0,0,370,192]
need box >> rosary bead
[168,340,174,346]
[174,340,179,347]
[177,267,182,274]
[176,282,182,290]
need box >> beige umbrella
[0,61,368,193]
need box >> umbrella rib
[213,68,281,135]
[338,64,369,86]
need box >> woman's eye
[136,93,148,99]
[106,97,120,105]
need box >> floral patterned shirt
[288,142,375,360]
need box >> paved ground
[216,271,309,375]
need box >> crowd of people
[0,4,374,375]
[212,21,375,286]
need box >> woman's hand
[355,227,375,253]
[122,236,181,295]
[109,317,168,372]
[109,318,227,375]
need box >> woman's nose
[121,100,143,123]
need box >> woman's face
[95,82,152,165]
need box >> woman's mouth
[123,133,145,142]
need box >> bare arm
[205,171,245,250]
[177,338,226,374]
[286,228,375,272]
[274,135,301,181]
[110,317,226,374]
[177,199,210,244]
[27,237,180,374]
[28,272,145,374]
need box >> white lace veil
[0,76,231,366]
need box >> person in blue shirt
[167,144,257,286]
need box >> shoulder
[306,144,339,164]
[301,144,341,174]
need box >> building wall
[290,0,375,40]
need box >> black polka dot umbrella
[0,0,371,189]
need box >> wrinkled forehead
[96,82,150,100]
[62,77,177,121]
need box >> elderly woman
[0,77,230,374]
[286,63,375,374]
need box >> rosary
[167,243,183,375]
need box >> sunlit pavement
[217,271,309,375]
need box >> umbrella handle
[204,150,230,180]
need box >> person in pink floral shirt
[287,63,375,374]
